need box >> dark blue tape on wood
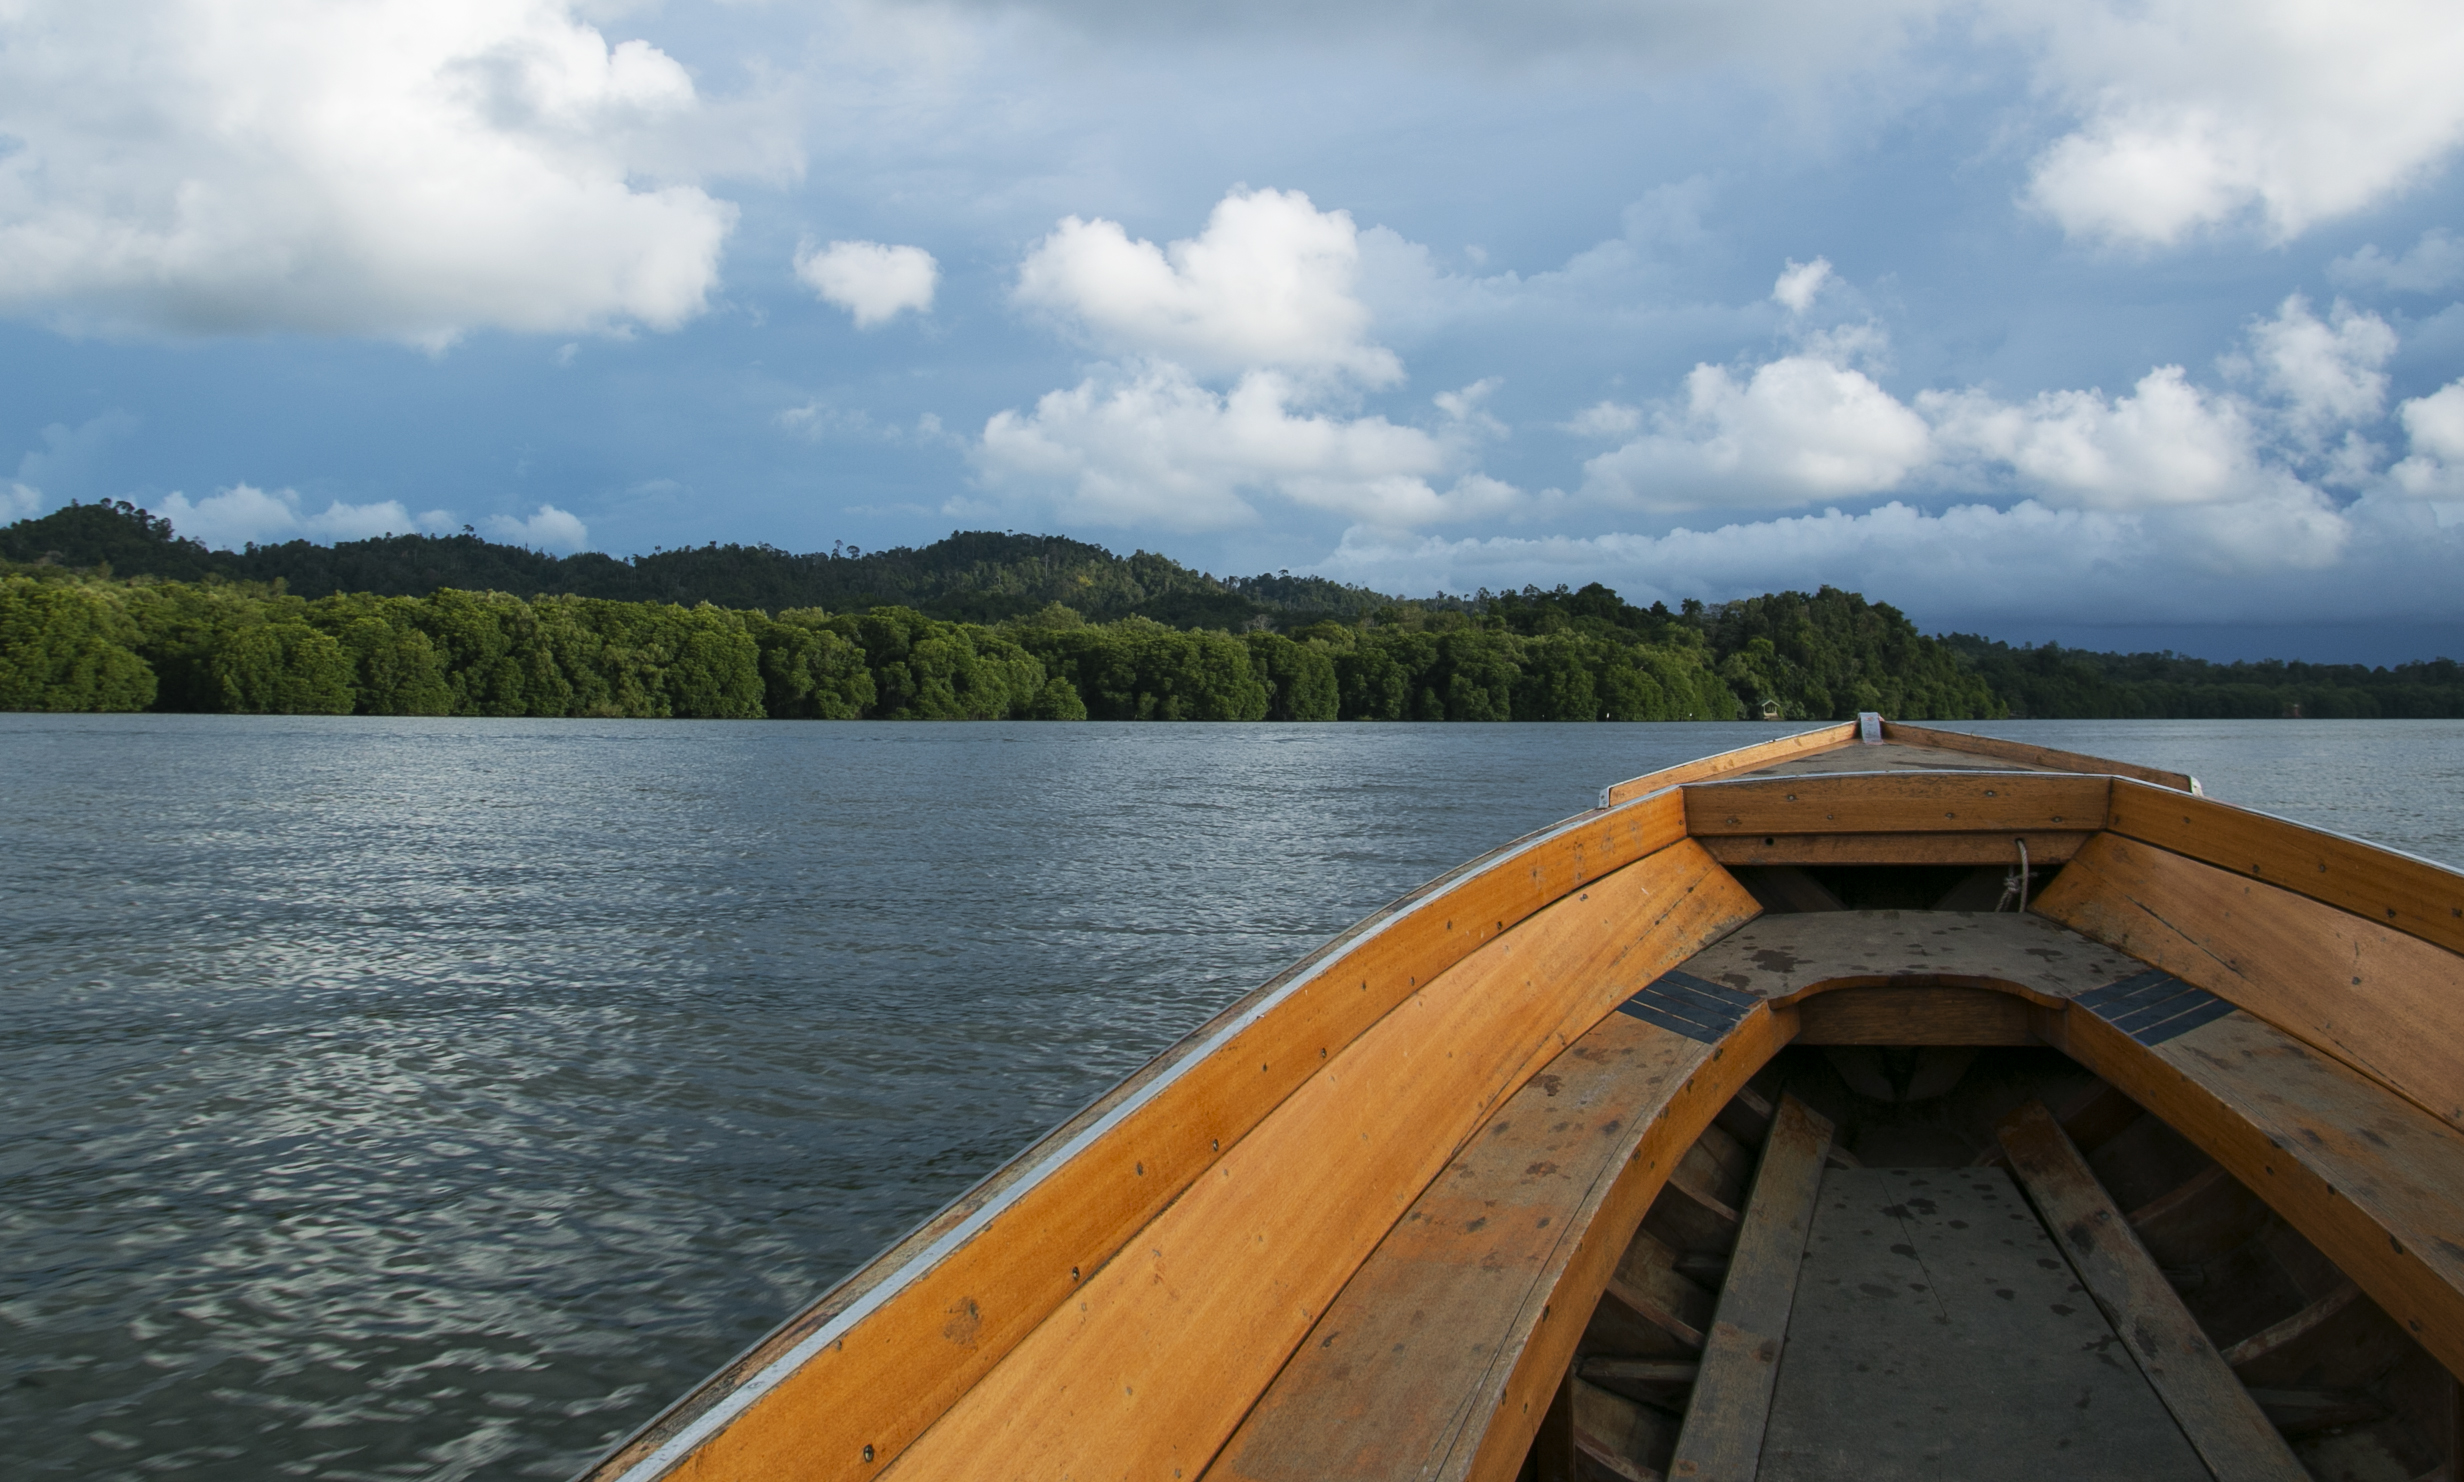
[1617,969,1760,1044]
[2074,969,2180,1015]
[2077,969,2236,1046]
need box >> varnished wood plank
[1791,986,2037,1045]
[1212,1005,1794,1482]
[1702,831,2090,867]
[2037,1001,2464,1386]
[1880,721,2198,792]
[1450,1011,1800,1482]
[886,843,1759,1482]
[1734,739,2066,779]
[1684,772,2111,838]
[1665,1095,1833,1482]
[2034,831,2464,1131]
[2105,776,2464,958]
[1759,1166,2208,1482]
[584,793,1696,1482]
[1677,910,2146,1005]
[1598,725,1860,808]
[1211,1006,1725,1481]
[1997,1100,2309,1482]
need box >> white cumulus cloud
[2390,381,2464,498]
[1583,355,1933,512]
[486,503,593,552]
[795,240,939,328]
[158,485,452,550]
[977,364,1516,531]
[981,187,1522,533]
[1771,257,1834,313]
[1575,274,2414,520]
[2228,294,2396,438]
[2017,0,2464,246]
[1924,366,2267,508]
[0,0,738,346]
[1013,187,1401,384]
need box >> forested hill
[7,499,2461,720]
[0,500,1389,627]
[1942,635,2464,719]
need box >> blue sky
[6,0,2464,659]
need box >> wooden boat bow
[579,721,2464,1482]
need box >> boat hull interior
[582,723,2464,1482]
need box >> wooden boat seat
[1209,911,2464,1482]
[1206,943,1751,1482]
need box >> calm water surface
[6,717,2461,1479]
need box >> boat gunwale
[583,786,1700,1482]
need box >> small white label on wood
[1857,712,1882,744]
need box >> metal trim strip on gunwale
[597,785,1693,1482]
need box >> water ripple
[4,715,2457,1479]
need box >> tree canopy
[8,498,2451,720]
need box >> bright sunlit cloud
[157,485,455,550]
[1013,188,1401,384]
[2015,0,2464,245]
[796,240,940,328]
[0,0,737,346]
[485,504,594,553]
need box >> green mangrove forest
[4,500,2459,720]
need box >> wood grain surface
[879,842,1758,1482]
[2035,832,2464,1131]
[1880,722,2198,791]
[1701,831,2090,867]
[1665,1096,1833,1481]
[2105,777,2464,958]
[1598,725,1860,808]
[1758,1165,2209,1482]
[1998,1101,2307,1482]
[1213,1000,1791,1481]
[1683,773,2112,838]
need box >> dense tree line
[0,572,1065,719]
[14,498,2454,721]
[1941,635,2464,719]
[0,571,1756,721]
[1477,582,2000,721]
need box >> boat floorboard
[1737,741,2069,778]
[1759,1165,2210,1481]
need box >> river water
[6,716,2461,1480]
